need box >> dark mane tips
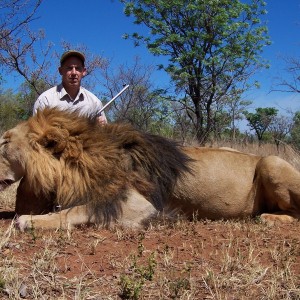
[107,125,193,210]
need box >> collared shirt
[33,84,107,121]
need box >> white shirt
[33,84,107,121]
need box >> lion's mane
[18,108,192,224]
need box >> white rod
[99,84,130,113]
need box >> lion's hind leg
[260,212,300,226]
[258,155,300,225]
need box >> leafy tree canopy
[243,107,278,143]
[121,0,270,144]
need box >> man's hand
[97,114,107,126]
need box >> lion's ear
[38,128,69,154]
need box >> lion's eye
[0,139,9,146]
[0,140,8,155]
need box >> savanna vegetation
[0,0,300,149]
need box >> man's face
[59,56,86,89]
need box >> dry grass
[213,141,300,170]
[0,143,300,299]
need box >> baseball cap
[60,50,85,65]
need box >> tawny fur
[1,108,300,230]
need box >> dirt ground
[0,199,300,299]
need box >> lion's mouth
[0,179,15,191]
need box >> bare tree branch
[272,56,300,94]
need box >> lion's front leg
[118,189,158,228]
[16,191,158,231]
[16,205,93,231]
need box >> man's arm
[33,96,48,115]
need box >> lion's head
[0,123,29,190]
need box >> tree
[0,89,22,132]
[0,0,44,92]
[269,115,292,152]
[290,111,300,149]
[99,56,173,132]
[273,56,300,94]
[224,88,252,140]
[211,109,231,141]
[243,107,278,146]
[121,0,270,144]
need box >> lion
[0,108,300,230]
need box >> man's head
[59,50,87,92]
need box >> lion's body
[0,108,300,230]
[171,147,299,220]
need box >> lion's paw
[260,213,297,226]
[16,215,32,232]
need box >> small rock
[19,283,27,298]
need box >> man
[33,50,107,125]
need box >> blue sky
[6,0,300,115]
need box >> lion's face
[0,123,29,191]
